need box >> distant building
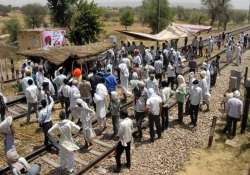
[17,28,67,50]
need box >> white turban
[233,90,240,98]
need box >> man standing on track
[223,90,243,139]
[146,88,162,142]
[48,111,80,174]
[38,95,54,146]
[189,80,202,127]
[25,79,39,123]
[114,110,133,173]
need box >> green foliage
[4,18,21,43]
[0,4,12,16]
[47,0,77,27]
[140,0,173,33]
[231,10,248,24]
[21,3,47,28]
[119,7,134,30]
[188,10,209,24]
[202,0,231,29]
[69,0,102,45]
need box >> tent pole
[157,0,160,47]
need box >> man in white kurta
[48,111,80,174]
[119,62,129,93]
[236,43,242,65]
[76,99,96,148]
[93,83,109,131]
[199,71,211,111]
[69,80,81,122]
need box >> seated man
[0,116,41,175]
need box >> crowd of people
[0,31,247,174]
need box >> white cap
[233,90,240,98]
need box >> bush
[4,18,21,43]
[119,7,134,30]
[21,3,47,28]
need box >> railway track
[1,38,247,175]
[1,26,249,174]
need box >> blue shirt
[105,74,117,93]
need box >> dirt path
[177,50,250,175]
[88,51,250,175]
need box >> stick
[208,116,217,148]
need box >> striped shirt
[154,60,163,74]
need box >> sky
[0,0,249,9]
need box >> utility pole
[248,1,250,24]
[157,0,160,47]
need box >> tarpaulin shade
[118,23,212,41]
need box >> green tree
[47,0,76,27]
[4,18,21,43]
[120,7,134,30]
[0,5,12,16]
[140,0,173,33]
[202,0,231,28]
[21,3,47,28]
[231,10,247,24]
[69,0,102,45]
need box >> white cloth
[43,77,55,96]
[167,64,176,77]
[60,84,71,98]
[38,96,54,124]
[53,74,66,92]
[145,49,153,64]
[119,63,129,91]
[35,72,44,88]
[146,92,162,115]
[93,93,106,120]
[154,60,163,74]
[226,97,243,119]
[76,99,96,142]
[25,85,39,104]
[21,76,33,92]
[69,85,80,108]
[121,58,131,69]
[236,45,242,65]
[161,87,172,107]
[48,119,80,172]
[190,85,202,106]
[146,79,159,95]
[118,118,133,147]
[199,78,210,100]
[0,92,7,103]
[0,116,13,134]
[133,55,142,65]
[206,69,211,91]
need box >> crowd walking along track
[1,27,249,174]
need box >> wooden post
[11,59,15,79]
[241,79,250,134]
[208,116,217,148]
[0,61,3,81]
[16,70,19,80]
[5,58,9,80]
[244,67,248,85]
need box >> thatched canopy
[17,41,112,65]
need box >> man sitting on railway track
[0,91,7,121]
[0,116,41,175]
